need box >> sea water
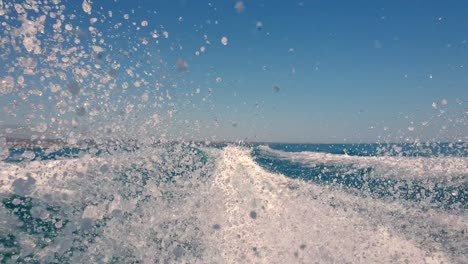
[0,1,467,263]
[0,143,466,263]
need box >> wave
[196,146,455,263]
[255,145,467,210]
[0,145,465,263]
[257,145,468,180]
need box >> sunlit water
[0,1,467,263]
[0,143,467,263]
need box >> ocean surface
[0,143,467,263]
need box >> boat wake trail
[0,145,466,263]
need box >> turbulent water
[0,1,467,263]
[0,143,467,263]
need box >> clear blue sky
[1,0,467,143]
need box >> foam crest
[201,145,451,263]
[258,145,468,179]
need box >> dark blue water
[266,142,468,157]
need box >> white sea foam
[0,146,465,263]
[258,145,468,180]
[201,146,458,263]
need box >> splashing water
[2,144,466,263]
[0,1,467,264]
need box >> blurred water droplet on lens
[234,1,245,13]
[221,36,228,46]
[67,79,81,95]
[176,58,189,71]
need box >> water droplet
[176,59,189,72]
[36,123,47,133]
[67,79,81,95]
[249,211,257,219]
[221,36,228,46]
[76,106,87,116]
[0,76,15,94]
[82,0,92,15]
[256,21,263,31]
[234,1,245,13]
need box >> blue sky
[1,0,467,143]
